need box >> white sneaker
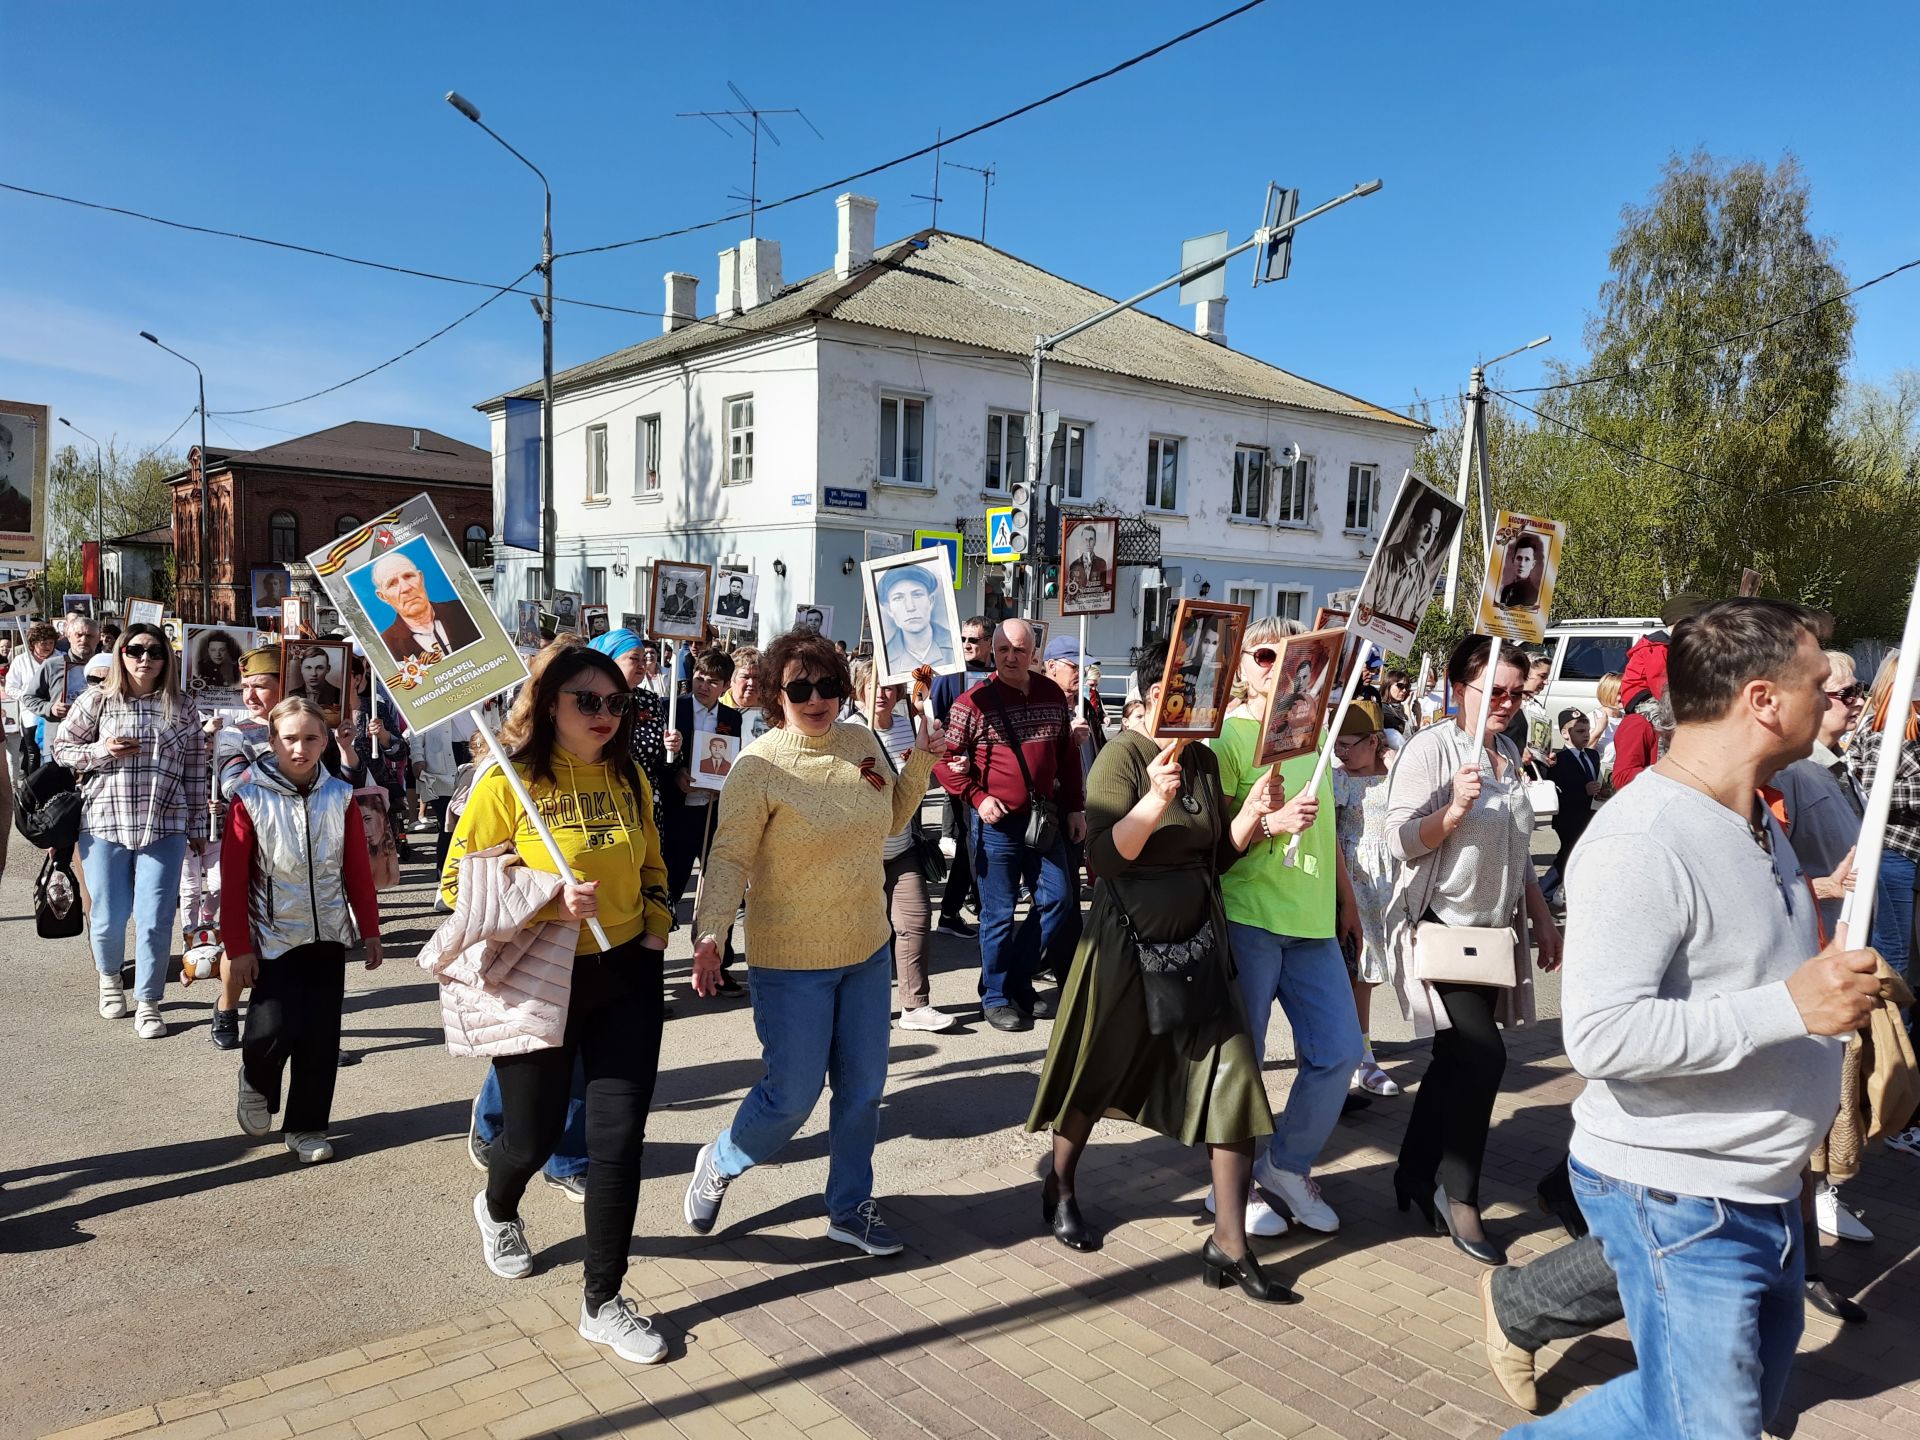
[579,1295,668,1365]
[898,1006,956,1032]
[1352,1060,1402,1097]
[1886,1126,1920,1158]
[473,1191,534,1279]
[1254,1156,1340,1233]
[237,1070,272,1137]
[133,1001,166,1040]
[1816,1182,1873,1243]
[98,973,127,1020]
[286,1132,334,1164]
[1204,1186,1288,1237]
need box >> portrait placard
[690,728,740,791]
[0,576,41,618]
[550,590,581,633]
[62,593,95,621]
[582,604,609,638]
[620,611,645,634]
[710,570,759,632]
[281,639,352,729]
[0,399,48,563]
[861,545,965,687]
[125,597,165,629]
[1352,475,1465,654]
[514,600,541,649]
[1149,599,1251,741]
[1255,626,1345,766]
[161,616,185,653]
[278,595,311,638]
[1474,511,1566,645]
[250,568,290,618]
[184,624,250,712]
[1060,516,1118,617]
[648,562,711,643]
[792,602,834,636]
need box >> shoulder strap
[982,683,1040,804]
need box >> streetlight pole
[447,91,556,602]
[57,417,104,601]
[138,332,210,619]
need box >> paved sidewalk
[45,1024,1920,1440]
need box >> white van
[1536,617,1663,731]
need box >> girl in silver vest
[221,697,383,1164]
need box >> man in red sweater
[939,619,1087,1031]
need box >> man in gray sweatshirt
[1509,599,1879,1440]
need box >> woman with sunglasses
[683,628,942,1256]
[443,641,674,1366]
[1384,634,1561,1265]
[54,622,212,1038]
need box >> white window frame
[984,410,1025,495]
[724,395,755,486]
[1273,586,1310,623]
[1225,581,1267,614]
[635,414,661,497]
[1230,445,1270,523]
[1273,454,1314,527]
[1049,420,1090,503]
[1346,462,1380,533]
[1145,435,1181,513]
[585,567,607,606]
[879,392,930,488]
[585,424,609,502]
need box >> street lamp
[138,331,211,619]
[446,89,555,601]
[57,417,104,601]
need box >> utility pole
[944,159,996,241]
[1439,335,1550,611]
[57,417,104,597]
[1016,179,1384,618]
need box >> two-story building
[476,195,1426,666]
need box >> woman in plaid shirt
[53,622,212,1039]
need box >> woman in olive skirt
[1027,639,1297,1303]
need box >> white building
[477,195,1427,668]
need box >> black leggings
[242,941,348,1133]
[485,938,664,1309]
[1397,980,1506,1207]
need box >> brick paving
[45,1022,1920,1440]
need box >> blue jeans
[1509,1157,1804,1439]
[79,832,189,1002]
[1869,851,1917,981]
[476,1057,587,1181]
[971,815,1076,1012]
[713,945,891,1222]
[1228,924,1363,1176]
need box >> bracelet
[1258,812,1274,840]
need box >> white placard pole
[664,641,679,719]
[468,704,613,952]
[1442,389,1479,613]
[1283,644,1370,866]
[1836,560,1920,950]
[1075,616,1088,721]
[1414,652,1433,727]
[1469,636,1504,774]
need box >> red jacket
[938,672,1086,818]
[1622,634,1669,705]
[1611,712,1659,790]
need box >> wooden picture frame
[1148,598,1251,741]
[1254,626,1347,766]
[1060,516,1119,617]
[647,562,711,643]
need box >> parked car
[1537,616,1662,731]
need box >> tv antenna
[944,159,997,241]
[677,82,822,237]
[911,130,945,230]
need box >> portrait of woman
[1151,601,1249,741]
[195,630,243,688]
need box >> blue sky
[5,1,1915,461]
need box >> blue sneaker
[827,1200,904,1256]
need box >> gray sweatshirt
[1563,770,1840,1204]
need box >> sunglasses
[122,644,167,661]
[563,690,638,717]
[961,635,988,645]
[1249,648,1279,666]
[782,676,848,703]
[1468,682,1525,703]
[1826,684,1866,703]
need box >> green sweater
[694,721,935,970]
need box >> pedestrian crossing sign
[986,506,1021,563]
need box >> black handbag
[1111,880,1227,1037]
[16,758,81,852]
[983,689,1062,852]
[34,852,84,939]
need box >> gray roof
[164,422,489,488]
[480,231,1425,432]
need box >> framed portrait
[62,592,95,621]
[278,595,311,638]
[0,399,48,563]
[514,599,541,649]
[1313,606,1348,634]
[861,545,964,686]
[647,561,710,643]
[690,726,739,791]
[308,493,526,734]
[620,612,645,634]
[550,590,582,632]
[582,604,610,638]
[1474,510,1566,645]
[1060,516,1119,617]
[249,567,290,618]
[281,639,352,728]
[710,570,759,631]
[1149,598,1250,741]
[125,597,165,628]
[1255,625,1347,766]
[0,577,38,618]
[161,616,186,653]
[353,787,402,890]
[792,601,834,636]
[912,530,964,589]
[183,624,249,712]
[1027,619,1050,658]
[1351,474,1464,655]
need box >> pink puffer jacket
[417,845,583,1057]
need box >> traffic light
[1008,471,1033,555]
[1043,563,1060,600]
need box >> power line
[1501,255,1920,397]
[1489,389,1723,487]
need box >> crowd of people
[9,590,1916,1432]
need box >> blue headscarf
[589,628,643,661]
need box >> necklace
[1665,754,1770,851]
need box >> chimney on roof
[1195,297,1227,345]
[663,272,699,334]
[411,428,422,450]
[835,193,878,279]
[738,236,782,309]
[717,247,741,316]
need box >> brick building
[166,422,493,623]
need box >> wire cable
[1489,389,1723,486]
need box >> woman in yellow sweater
[442,641,674,1366]
[683,628,941,1255]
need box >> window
[1273,589,1306,622]
[879,394,927,486]
[724,396,754,484]
[1558,636,1631,683]
[462,525,491,567]
[1274,455,1313,526]
[527,568,543,601]
[1227,584,1264,613]
[585,567,606,606]
[1231,446,1269,522]
[1141,580,1174,647]
[335,514,361,536]
[1146,437,1180,511]
[1345,463,1378,531]
[268,510,299,563]
[585,424,609,501]
[984,411,1024,493]
[1049,422,1088,501]
[635,415,661,495]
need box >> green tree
[44,441,180,605]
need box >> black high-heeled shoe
[1201,1238,1300,1304]
[1435,1182,1507,1266]
[1041,1177,1100,1252]
[1393,1170,1442,1233]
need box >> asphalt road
[0,821,1562,1438]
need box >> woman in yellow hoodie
[441,640,673,1366]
